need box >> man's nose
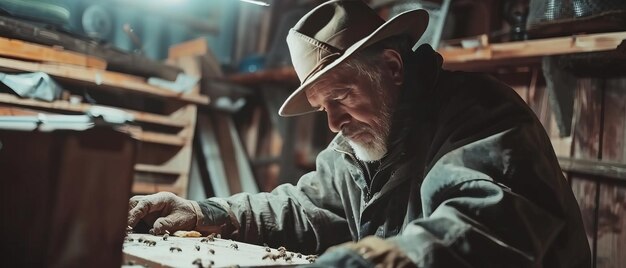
[326,107,349,133]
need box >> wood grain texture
[0,93,188,128]
[0,37,107,69]
[571,78,604,263]
[596,78,626,268]
[0,57,209,105]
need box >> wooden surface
[510,71,626,267]
[596,78,626,268]
[123,234,310,267]
[0,128,136,267]
[0,57,209,105]
[0,37,107,69]
[572,78,604,265]
[226,66,299,86]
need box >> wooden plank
[0,57,209,105]
[135,164,186,175]
[132,181,158,195]
[0,37,107,69]
[571,78,604,264]
[571,178,599,256]
[168,38,209,60]
[558,157,626,181]
[596,78,626,268]
[440,31,626,63]
[162,55,202,198]
[0,105,40,116]
[136,131,187,147]
[0,93,187,128]
[214,113,243,194]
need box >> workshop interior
[0,0,624,267]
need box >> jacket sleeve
[198,145,352,253]
[388,123,588,267]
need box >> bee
[144,240,157,246]
[138,237,145,243]
[192,258,203,267]
[169,246,182,252]
[207,233,215,242]
[195,245,201,251]
[277,246,286,252]
[306,255,318,263]
[297,253,302,258]
[163,234,169,241]
[208,248,215,255]
[200,238,209,243]
[229,243,239,250]
[265,247,271,252]
[124,237,134,243]
[284,256,292,262]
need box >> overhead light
[240,0,270,6]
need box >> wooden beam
[559,157,626,182]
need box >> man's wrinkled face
[305,61,398,162]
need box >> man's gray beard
[347,95,392,162]
[348,138,387,162]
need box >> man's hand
[128,192,200,235]
[309,236,416,268]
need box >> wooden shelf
[225,31,626,82]
[132,181,183,195]
[0,57,209,105]
[0,37,107,69]
[135,164,186,175]
[134,131,187,146]
[440,31,626,71]
[0,93,187,129]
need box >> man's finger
[128,195,145,210]
[151,215,178,235]
[127,199,158,227]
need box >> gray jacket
[200,45,591,267]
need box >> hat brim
[278,9,429,117]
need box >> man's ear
[381,49,404,86]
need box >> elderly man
[128,1,590,267]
